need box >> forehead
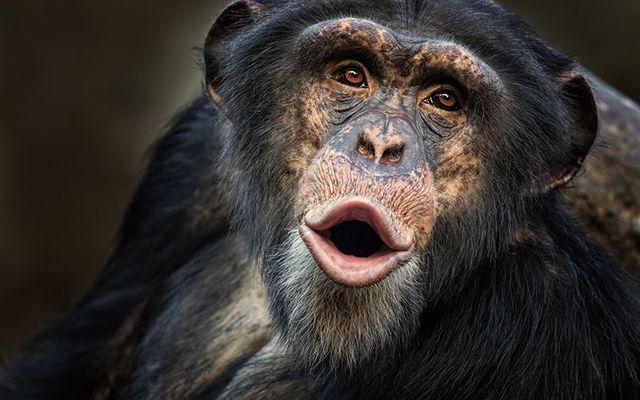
[297,18,502,91]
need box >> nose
[356,129,406,165]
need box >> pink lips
[299,197,415,287]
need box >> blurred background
[1,0,638,357]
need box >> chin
[265,229,426,371]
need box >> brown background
[1,0,639,357]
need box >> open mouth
[299,197,415,287]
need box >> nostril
[381,144,404,165]
[356,131,407,165]
[357,136,376,159]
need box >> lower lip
[299,224,414,288]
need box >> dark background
[1,0,638,357]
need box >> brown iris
[333,66,368,88]
[426,89,461,111]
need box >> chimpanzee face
[205,0,597,370]
[291,18,506,287]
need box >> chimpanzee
[1,0,639,399]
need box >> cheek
[278,82,335,179]
[434,138,483,213]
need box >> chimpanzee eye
[332,66,368,88]
[425,89,461,111]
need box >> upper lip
[304,197,414,251]
[299,197,415,287]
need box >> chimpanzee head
[204,0,597,370]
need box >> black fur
[1,96,231,399]
[2,1,639,399]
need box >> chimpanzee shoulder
[0,93,234,399]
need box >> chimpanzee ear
[204,1,265,110]
[544,71,599,192]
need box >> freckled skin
[410,44,501,91]
[287,19,490,247]
[435,136,482,211]
[280,82,329,178]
